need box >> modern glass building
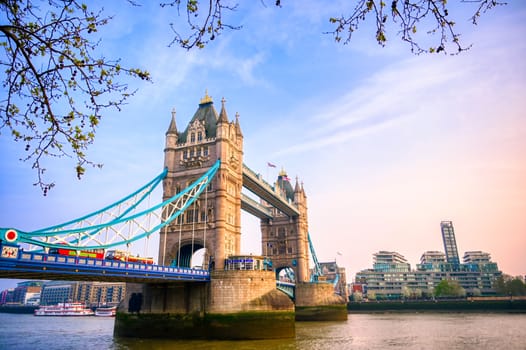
[441,221,460,267]
[355,249,502,299]
[373,251,411,272]
[40,281,76,305]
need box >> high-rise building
[441,221,460,267]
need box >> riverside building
[39,281,126,307]
[353,221,502,300]
[355,250,501,299]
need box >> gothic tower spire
[160,92,243,270]
[217,97,229,124]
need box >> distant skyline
[1,2,525,291]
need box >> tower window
[190,133,196,143]
[197,131,203,141]
[186,209,195,223]
[203,146,209,156]
[183,150,188,159]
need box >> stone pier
[294,282,348,321]
[113,270,295,340]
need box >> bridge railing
[11,250,209,278]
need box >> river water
[0,312,525,349]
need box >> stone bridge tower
[260,170,310,282]
[159,92,243,270]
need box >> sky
[1,1,525,290]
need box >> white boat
[95,305,117,317]
[34,302,94,316]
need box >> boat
[95,305,117,317]
[34,302,94,316]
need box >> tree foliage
[495,276,526,296]
[0,0,150,194]
[1,0,505,193]
[434,279,466,298]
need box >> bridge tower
[160,92,243,270]
[114,92,343,339]
[261,170,310,282]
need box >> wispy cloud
[271,54,471,157]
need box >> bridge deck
[0,250,209,283]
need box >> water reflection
[1,313,525,350]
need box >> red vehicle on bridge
[49,246,105,259]
[105,250,154,265]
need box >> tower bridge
[0,92,347,340]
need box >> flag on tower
[267,162,276,168]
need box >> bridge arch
[276,265,296,283]
[168,239,209,268]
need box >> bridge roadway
[0,248,209,283]
[241,164,300,218]
[0,246,297,297]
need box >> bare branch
[160,0,241,50]
[326,0,506,55]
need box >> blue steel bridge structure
[0,160,325,296]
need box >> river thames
[1,312,525,349]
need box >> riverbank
[0,305,37,314]
[348,299,526,313]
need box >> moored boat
[95,305,117,317]
[34,302,94,316]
